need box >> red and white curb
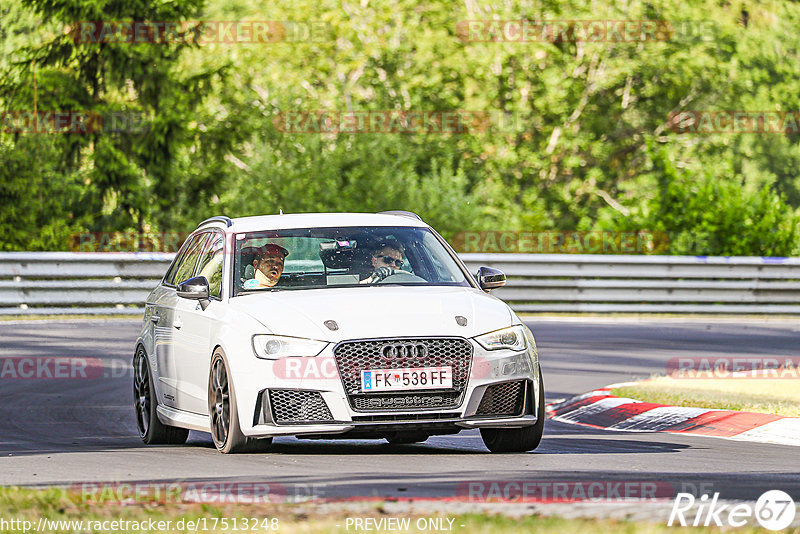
[546,384,800,447]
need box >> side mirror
[177,276,210,308]
[476,266,506,292]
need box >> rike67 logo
[669,490,796,530]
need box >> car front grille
[333,337,473,412]
[268,389,334,423]
[475,380,526,416]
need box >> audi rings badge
[381,342,428,361]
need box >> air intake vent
[269,390,334,424]
[475,381,526,416]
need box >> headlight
[474,325,528,351]
[251,335,328,360]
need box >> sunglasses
[376,255,403,268]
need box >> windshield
[233,226,472,295]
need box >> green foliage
[0,0,232,240]
[608,143,800,255]
[0,136,87,250]
[220,131,494,239]
[1,0,799,254]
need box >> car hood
[228,285,514,341]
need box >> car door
[172,230,225,415]
[149,237,194,408]
[155,232,210,409]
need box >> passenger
[361,240,407,284]
[243,244,289,289]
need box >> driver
[360,240,409,284]
[243,244,289,289]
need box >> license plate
[361,367,453,392]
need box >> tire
[385,432,430,444]
[133,346,189,445]
[208,349,272,453]
[480,374,546,453]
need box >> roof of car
[200,212,430,233]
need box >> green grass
[1,487,790,533]
[612,376,800,416]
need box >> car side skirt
[156,404,209,433]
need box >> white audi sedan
[134,212,545,453]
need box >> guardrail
[0,252,173,315]
[461,254,800,314]
[1,252,799,315]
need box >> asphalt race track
[1,318,798,504]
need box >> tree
[607,142,799,256]
[1,0,233,240]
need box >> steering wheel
[378,271,427,284]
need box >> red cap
[259,243,289,258]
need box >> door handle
[174,317,183,330]
[151,314,160,324]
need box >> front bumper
[235,341,541,439]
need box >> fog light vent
[268,389,334,423]
[475,381,525,416]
